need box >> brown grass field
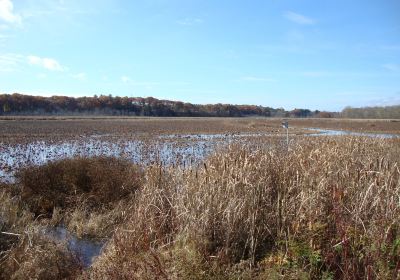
[0,117,399,279]
[0,117,399,143]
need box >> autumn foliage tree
[0,93,335,118]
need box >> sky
[0,0,400,111]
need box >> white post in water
[282,120,289,150]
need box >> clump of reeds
[1,229,82,279]
[87,137,400,279]
[0,189,82,279]
[17,156,143,215]
[0,187,33,252]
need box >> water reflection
[43,226,104,268]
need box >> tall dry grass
[1,229,82,280]
[1,137,399,279]
[0,189,82,280]
[88,137,400,279]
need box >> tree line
[0,93,335,118]
[341,105,400,119]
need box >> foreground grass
[1,136,399,279]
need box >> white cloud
[382,63,400,72]
[240,76,275,82]
[0,0,21,25]
[72,72,86,81]
[27,55,64,71]
[176,18,203,26]
[284,11,315,25]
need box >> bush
[16,157,143,215]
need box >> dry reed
[86,137,400,279]
[1,136,399,279]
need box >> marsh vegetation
[1,119,399,279]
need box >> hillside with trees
[0,93,334,118]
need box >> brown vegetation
[17,157,142,216]
[0,117,281,143]
[0,189,82,279]
[87,137,400,279]
[286,118,400,134]
[0,117,399,144]
[1,136,399,279]
[1,231,82,280]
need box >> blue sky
[0,0,399,111]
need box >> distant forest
[0,93,334,118]
[341,105,400,119]
[1,93,399,118]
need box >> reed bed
[1,136,399,279]
[88,137,400,279]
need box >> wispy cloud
[284,11,315,25]
[382,63,400,72]
[0,0,21,25]
[176,17,203,26]
[27,55,65,71]
[240,76,275,82]
[0,53,69,73]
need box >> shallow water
[43,226,104,268]
[306,128,399,138]
[0,138,218,182]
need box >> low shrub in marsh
[16,156,143,215]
